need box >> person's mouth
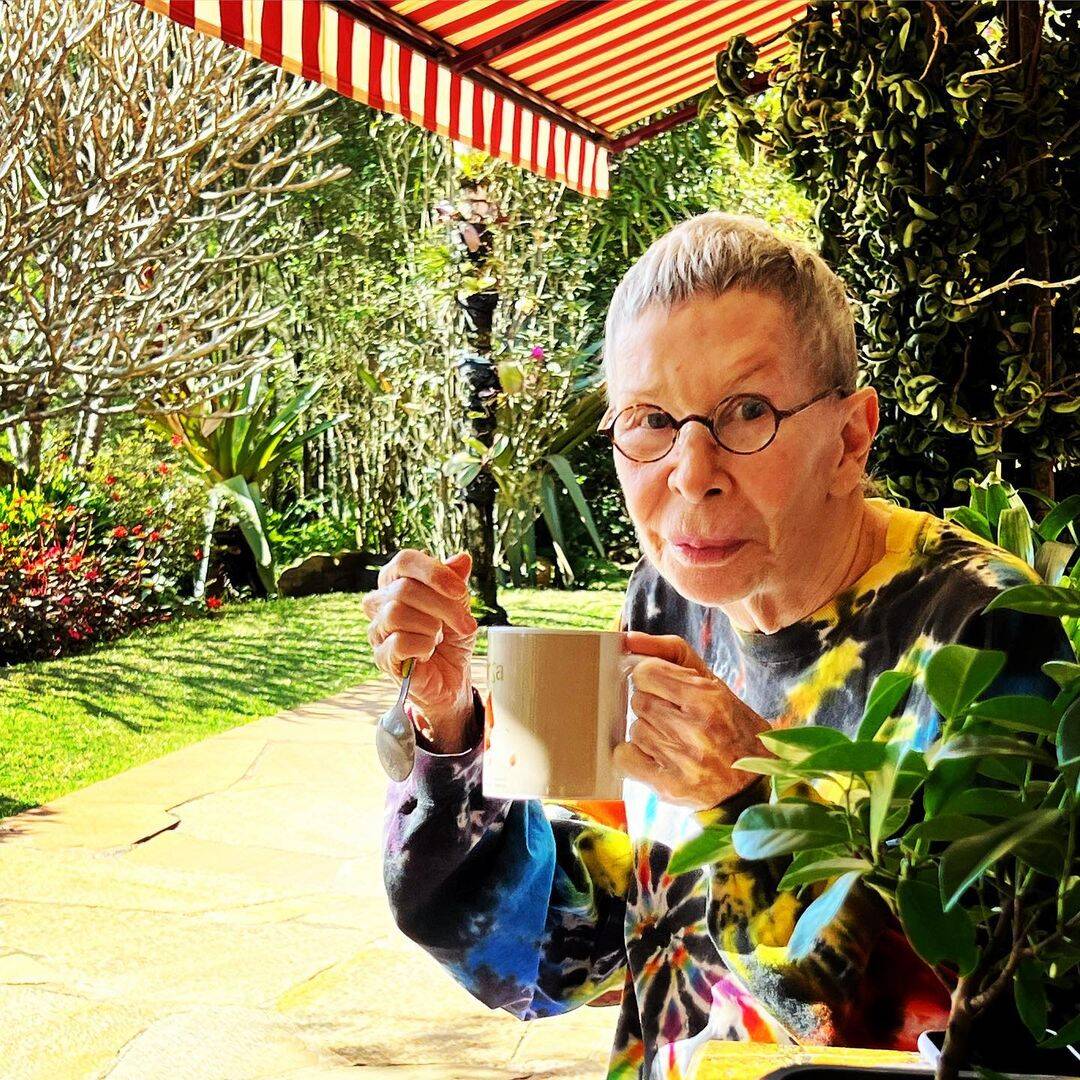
[669,534,747,565]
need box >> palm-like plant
[152,373,346,597]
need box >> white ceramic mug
[481,627,631,800]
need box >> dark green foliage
[711,1,1079,510]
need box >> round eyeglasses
[597,387,853,463]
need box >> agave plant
[151,373,346,597]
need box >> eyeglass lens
[612,395,778,461]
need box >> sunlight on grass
[0,585,627,816]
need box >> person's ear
[828,387,878,497]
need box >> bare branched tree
[0,0,348,467]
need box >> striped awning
[132,1,804,197]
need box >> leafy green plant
[151,373,345,597]
[947,474,1080,652]
[446,372,607,587]
[671,584,1080,1079]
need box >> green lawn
[0,586,625,817]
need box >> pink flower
[530,346,546,360]
[170,434,183,447]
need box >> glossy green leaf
[1014,960,1048,1041]
[1058,697,1080,769]
[778,857,872,891]
[1036,494,1080,542]
[788,870,864,960]
[1035,541,1076,587]
[730,756,805,778]
[667,825,734,876]
[924,645,1006,721]
[798,741,890,773]
[856,670,915,741]
[758,727,850,761]
[543,453,605,557]
[946,506,993,542]
[985,482,1011,530]
[1043,662,1080,690]
[938,789,1024,819]
[940,810,1062,910]
[929,732,1053,768]
[998,507,1035,565]
[897,877,978,976]
[732,802,850,860]
[966,695,1057,736]
[904,814,989,845]
[985,584,1080,618]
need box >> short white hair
[602,211,858,397]
[602,212,882,497]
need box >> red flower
[111,491,122,502]
[206,596,223,610]
[85,568,101,581]
[65,505,76,514]
[58,452,70,462]
[113,526,128,539]
[68,627,81,639]
[194,547,203,561]
[105,475,117,486]
[170,433,183,447]
[132,524,144,537]
[156,462,169,476]
[149,530,162,541]
[0,523,8,533]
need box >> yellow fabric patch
[783,640,864,724]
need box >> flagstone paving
[1,659,921,1080]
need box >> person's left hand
[613,631,773,810]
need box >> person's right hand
[362,549,479,746]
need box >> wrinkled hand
[613,631,772,810]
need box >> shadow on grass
[6,596,380,736]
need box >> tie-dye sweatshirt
[381,498,1072,1080]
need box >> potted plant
[671,579,1080,1079]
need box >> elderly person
[365,212,1069,1080]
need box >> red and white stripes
[131,1,807,199]
[132,0,609,197]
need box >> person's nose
[666,422,730,502]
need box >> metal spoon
[376,657,416,782]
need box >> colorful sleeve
[382,695,632,1021]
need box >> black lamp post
[438,183,508,625]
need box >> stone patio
[1,659,921,1080]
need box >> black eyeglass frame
[597,386,855,462]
